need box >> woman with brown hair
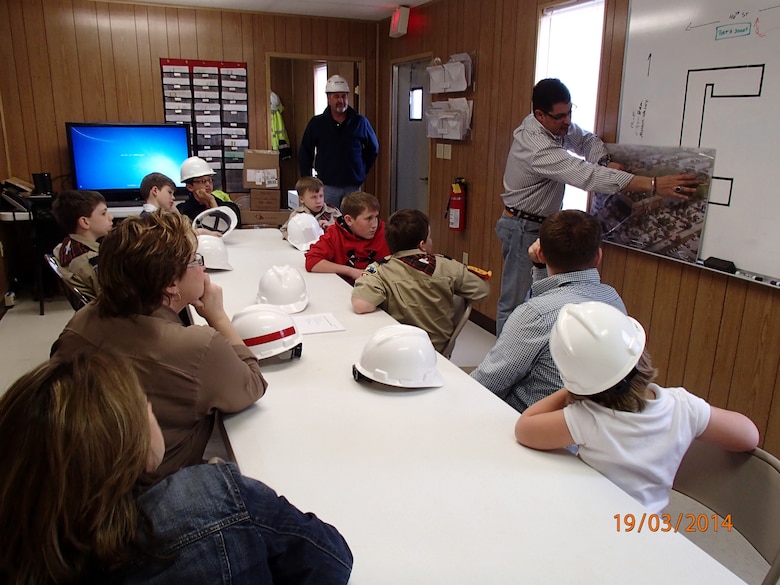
[52,212,267,477]
[0,351,352,584]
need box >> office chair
[44,253,90,311]
[671,440,780,585]
[441,295,473,360]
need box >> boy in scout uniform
[351,209,490,352]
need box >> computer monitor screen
[65,122,192,201]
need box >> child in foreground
[0,350,353,583]
[514,301,759,513]
[281,176,341,239]
[304,191,390,284]
[352,209,490,352]
[51,189,114,300]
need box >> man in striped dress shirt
[472,210,626,413]
[495,78,698,334]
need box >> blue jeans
[323,185,361,209]
[495,214,540,336]
[126,463,353,584]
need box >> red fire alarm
[390,6,410,38]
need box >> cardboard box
[240,209,290,227]
[243,149,280,189]
[250,189,281,211]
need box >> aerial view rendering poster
[589,145,715,264]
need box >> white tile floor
[0,294,769,584]
[0,296,73,394]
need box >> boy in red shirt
[305,191,390,284]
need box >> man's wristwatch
[598,154,612,167]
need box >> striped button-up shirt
[500,114,634,216]
[470,268,626,412]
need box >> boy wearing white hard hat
[515,301,759,513]
[177,156,242,228]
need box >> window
[409,87,423,120]
[314,63,328,115]
[536,0,605,211]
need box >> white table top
[206,229,745,585]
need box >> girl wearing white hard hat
[515,301,759,513]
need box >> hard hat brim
[352,362,444,389]
[193,207,238,239]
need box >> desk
[207,229,745,585]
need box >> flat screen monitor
[65,122,192,202]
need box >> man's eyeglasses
[187,253,204,269]
[545,104,576,121]
[193,177,213,185]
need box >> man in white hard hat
[298,75,379,209]
[177,156,242,227]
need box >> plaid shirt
[470,268,625,412]
[500,114,633,216]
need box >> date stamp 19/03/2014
[615,513,733,533]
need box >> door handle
[419,177,428,181]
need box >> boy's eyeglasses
[193,177,213,185]
[187,253,204,269]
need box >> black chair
[44,253,90,311]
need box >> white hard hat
[287,213,324,251]
[325,75,350,93]
[550,302,646,396]
[180,156,216,182]
[197,235,232,270]
[270,90,281,112]
[232,304,303,360]
[256,265,308,313]
[352,324,443,389]
[193,206,238,239]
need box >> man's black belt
[504,206,546,223]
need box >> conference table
[203,228,746,584]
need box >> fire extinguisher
[446,177,466,231]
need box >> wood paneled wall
[0,0,377,194]
[376,0,779,454]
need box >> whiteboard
[619,0,780,280]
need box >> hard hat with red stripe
[232,304,303,360]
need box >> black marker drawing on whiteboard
[678,65,763,207]
[647,53,652,77]
[685,21,720,31]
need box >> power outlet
[462,252,469,265]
